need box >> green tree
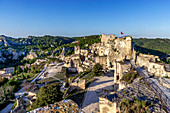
[92,63,103,76]
[23,66,28,73]
[12,67,16,75]
[16,66,22,74]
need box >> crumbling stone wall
[136,53,170,77]
[114,61,131,84]
[95,56,107,68]
[99,97,117,113]
[70,78,85,90]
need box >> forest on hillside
[7,35,74,52]
[133,38,170,55]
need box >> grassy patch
[37,77,60,84]
[54,67,68,82]
[121,70,138,84]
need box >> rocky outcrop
[0,35,11,46]
[99,78,166,113]
[0,52,6,62]
[0,35,23,47]
[24,50,38,60]
[11,96,32,113]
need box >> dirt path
[82,76,114,113]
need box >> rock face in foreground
[28,99,82,113]
[99,78,166,113]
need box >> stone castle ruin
[91,34,136,69]
[60,34,169,79]
[57,34,170,113]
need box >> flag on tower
[121,31,124,35]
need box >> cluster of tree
[0,78,22,106]
[92,63,103,76]
[120,97,153,113]
[31,83,62,109]
[13,66,27,75]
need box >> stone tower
[74,46,80,54]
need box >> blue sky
[0,0,170,38]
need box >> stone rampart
[136,53,170,77]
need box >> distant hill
[133,38,170,56]
[0,35,75,69]
[6,35,75,51]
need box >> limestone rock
[24,50,38,60]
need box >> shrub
[120,98,152,113]
[121,70,138,84]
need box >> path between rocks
[82,76,114,113]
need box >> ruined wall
[95,56,107,68]
[136,53,170,77]
[136,53,160,68]
[80,49,88,57]
[148,62,170,77]
[101,34,115,44]
[70,78,85,90]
